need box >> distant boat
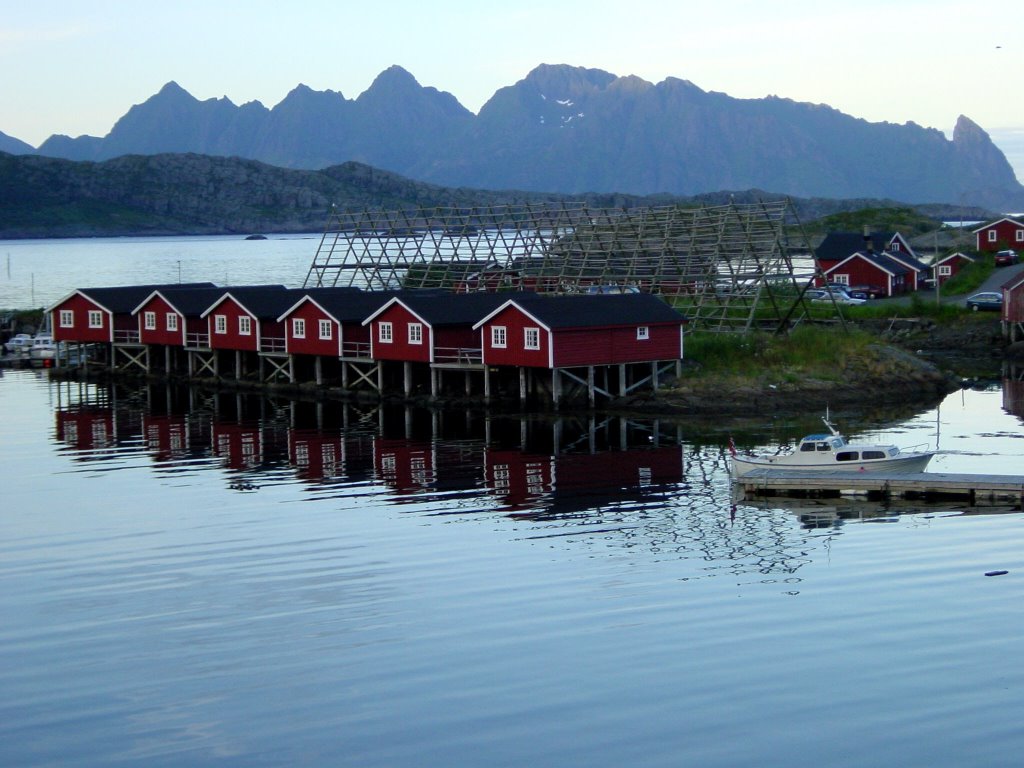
[245,234,268,240]
[731,416,935,477]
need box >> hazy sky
[3,0,1023,178]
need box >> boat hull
[732,452,935,477]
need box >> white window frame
[166,313,178,332]
[238,316,252,336]
[408,322,423,345]
[88,310,103,329]
[938,265,952,277]
[637,326,650,340]
[144,311,157,330]
[523,327,540,350]
[292,318,306,339]
[379,321,393,343]
[1017,230,1024,242]
[214,314,227,334]
[59,309,74,328]
[491,325,507,348]
[832,273,850,285]
[318,319,332,340]
[988,230,998,243]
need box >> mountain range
[5,64,1024,211]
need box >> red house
[362,291,526,364]
[133,285,249,348]
[201,286,291,353]
[932,252,974,286]
[49,283,215,345]
[973,217,1024,252]
[1002,271,1024,343]
[823,252,911,297]
[277,288,386,359]
[474,294,685,368]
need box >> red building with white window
[49,283,215,345]
[475,294,685,368]
[973,217,1024,253]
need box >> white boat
[731,417,934,477]
[4,333,34,354]
[28,334,58,365]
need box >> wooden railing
[113,329,140,344]
[261,336,286,354]
[340,341,372,359]
[185,332,209,349]
[433,346,483,365]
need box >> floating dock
[735,469,1024,506]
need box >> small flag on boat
[728,436,736,457]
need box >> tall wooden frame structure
[303,200,817,332]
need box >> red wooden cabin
[200,286,292,353]
[49,283,215,345]
[363,292,529,364]
[974,217,1024,253]
[474,294,685,368]
[932,252,974,286]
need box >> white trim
[59,309,74,328]
[408,322,423,345]
[524,326,540,350]
[292,318,306,339]
[491,325,507,348]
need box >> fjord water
[2,368,1024,768]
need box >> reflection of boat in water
[731,417,934,477]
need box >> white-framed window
[214,314,227,334]
[379,321,393,343]
[938,265,952,277]
[1016,230,1023,242]
[491,325,507,348]
[166,313,178,332]
[59,309,74,328]
[637,326,650,340]
[318,319,332,340]
[238,316,252,336]
[292,318,305,339]
[832,273,850,285]
[988,230,998,243]
[88,310,103,329]
[524,327,540,350]
[408,322,422,345]
[144,311,157,330]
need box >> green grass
[684,326,874,379]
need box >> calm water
[3,236,1024,766]
[2,367,1024,767]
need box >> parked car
[965,291,1003,311]
[806,288,866,306]
[995,250,1018,267]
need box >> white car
[806,288,866,306]
[4,333,34,353]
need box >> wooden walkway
[735,469,1024,506]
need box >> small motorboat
[29,334,58,365]
[731,417,934,477]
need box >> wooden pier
[735,469,1024,506]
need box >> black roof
[384,291,540,326]
[297,288,441,323]
[816,232,895,262]
[202,285,293,320]
[831,251,911,276]
[77,283,217,314]
[500,293,685,329]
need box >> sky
[3,0,1023,180]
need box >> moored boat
[731,417,934,477]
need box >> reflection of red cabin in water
[485,446,684,510]
[213,423,263,470]
[289,429,346,480]
[373,438,435,493]
[55,409,115,451]
[143,414,189,461]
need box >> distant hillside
[11,64,1024,212]
[0,151,995,240]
